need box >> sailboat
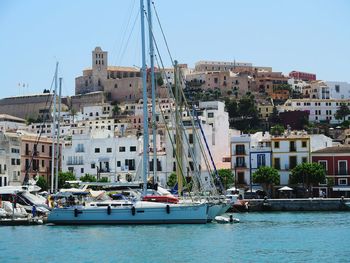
[47,0,209,225]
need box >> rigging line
[153,54,201,197]
[145,6,220,194]
[148,26,212,194]
[24,72,56,184]
[119,10,140,65]
[148,15,216,195]
[152,1,174,64]
[115,0,137,65]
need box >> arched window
[98,79,101,86]
[114,84,118,89]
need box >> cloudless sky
[0,0,349,98]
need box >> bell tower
[92,47,108,89]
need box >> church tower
[92,47,108,90]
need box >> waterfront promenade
[246,197,350,212]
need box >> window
[42,145,45,152]
[117,161,121,167]
[91,163,95,169]
[274,141,280,148]
[289,156,297,169]
[236,157,245,167]
[119,147,126,152]
[302,141,307,148]
[335,85,340,93]
[125,159,135,170]
[257,154,266,168]
[274,158,280,170]
[290,141,296,152]
[319,160,327,172]
[235,145,245,155]
[16,159,20,165]
[339,178,348,185]
[42,160,45,167]
[81,168,84,174]
[11,158,16,165]
[207,112,214,118]
[130,146,136,152]
[106,148,112,153]
[95,148,100,153]
[189,134,193,144]
[302,157,308,163]
[338,161,347,175]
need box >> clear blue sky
[0,0,349,98]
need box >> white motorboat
[0,186,50,215]
[2,201,28,218]
[215,215,240,224]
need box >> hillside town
[0,46,349,198]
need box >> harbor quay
[245,197,350,212]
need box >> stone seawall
[246,198,350,212]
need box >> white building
[62,129,141,180]
[325,81,350,99]
[0,132,21,186]
[280,99,350,124]
[288,78,310,95]
[0,114,26,132]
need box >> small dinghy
[215,215,240,224]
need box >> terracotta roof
[313,146,350,154]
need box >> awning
[333,187,350,191]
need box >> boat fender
[107,205,111,215]
[74,208,79,217]
[131,206,136,216]
[166,204,170,214]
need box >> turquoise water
[1,212,350,263]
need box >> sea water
[1,212,349,263]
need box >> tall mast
[50,62,58,193]
[55,77,62,193]
[140,0,149,196]
[147,0,157,184]
[174,61,183,196]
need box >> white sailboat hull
[47,202,208,224]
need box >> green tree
[58,172,76,189]
[335,104,350,122]
[157,74,164,87]
[268,106,280,125]
[70,108,77,124]
[253,166,280,197]
[80,174,97,182]
[290,163,326,197]
[112,104,121,116]
[270,124,284,135]
[217,169,234,189]
[98,177,109,183]
[167,173,177,188]
[36,176,48,191]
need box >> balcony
[75,147,85,153]
[235,151,246,156]
[66,161,84,166]
[289,147,296,152]
[235,162,246,168]
[336,170,349,176]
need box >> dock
[246,198,350,212]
